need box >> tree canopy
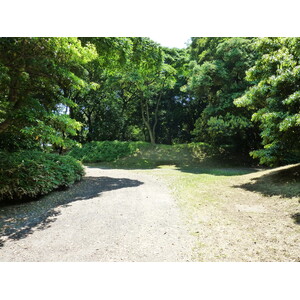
[0,37,299,166]
[0,37,96,151]
[185,37,260,154]
[235,37,300,165]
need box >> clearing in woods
[0,162,299,262]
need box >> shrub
[68,141,149,163]
[0,151,84,203]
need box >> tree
[71,37,153,143]
[128,38,177,144]
[0,37,97,151]
[139,64,176,144]
[234,37,300,166]
[73,38,176,144]
[154,47,193,144]
[185,37,259,154]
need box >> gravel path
[0,166,195,262]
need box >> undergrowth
[68,141,149,163]
[68,141,216,168]
[0,151,84,204]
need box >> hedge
[0,151,84,204]
[68,141,148,163]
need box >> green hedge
[68,141,149,163]
[0,151,84,203]
[67,141,216,167]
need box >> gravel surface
[0,166,195,262]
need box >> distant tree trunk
[141,98,155,144]
[140,89,164,144]
[86,113,93,142]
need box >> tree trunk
[148,128,155,144]
[141,98,156,144]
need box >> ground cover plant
[68,141,216,166]
[68,141,149,163]
[0,151,84,204]
[73,142,220,168]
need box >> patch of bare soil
[175,165,300,262]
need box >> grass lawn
[147,164,299,261]
[101,144,300,261]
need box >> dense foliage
[235,38,300,165]
[68,141,215,168]
[185,37,260,154]
[0,151,84,203]
[1,37,299,203]
[68,141,148,163]
[71,38,177,144]
[0,37,96,152]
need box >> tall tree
[0,37,97,151]
[70,37,150,143]
[73,38,176,144]
[152,47,192,144]
[234,37,300,166]
[185,37,259,154]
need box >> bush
[0,151,84,203]
[68,141,149,163]
[0,131,40,151]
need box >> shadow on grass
[234,164,300,199]
[291,213,300,224]
[177,166,259,176]
[0,176,143,248]
[90,155,260,177]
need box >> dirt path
[0,166,195,262]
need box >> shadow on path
[0,176,143,247]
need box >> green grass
[71,141,299,206]
[68,141,149,163]
[236,163,300,198]
[83,141,253,170]
[95,142,299,212]
[149,167,252,209]
[106,143,195,168]
[68,141,231,168]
